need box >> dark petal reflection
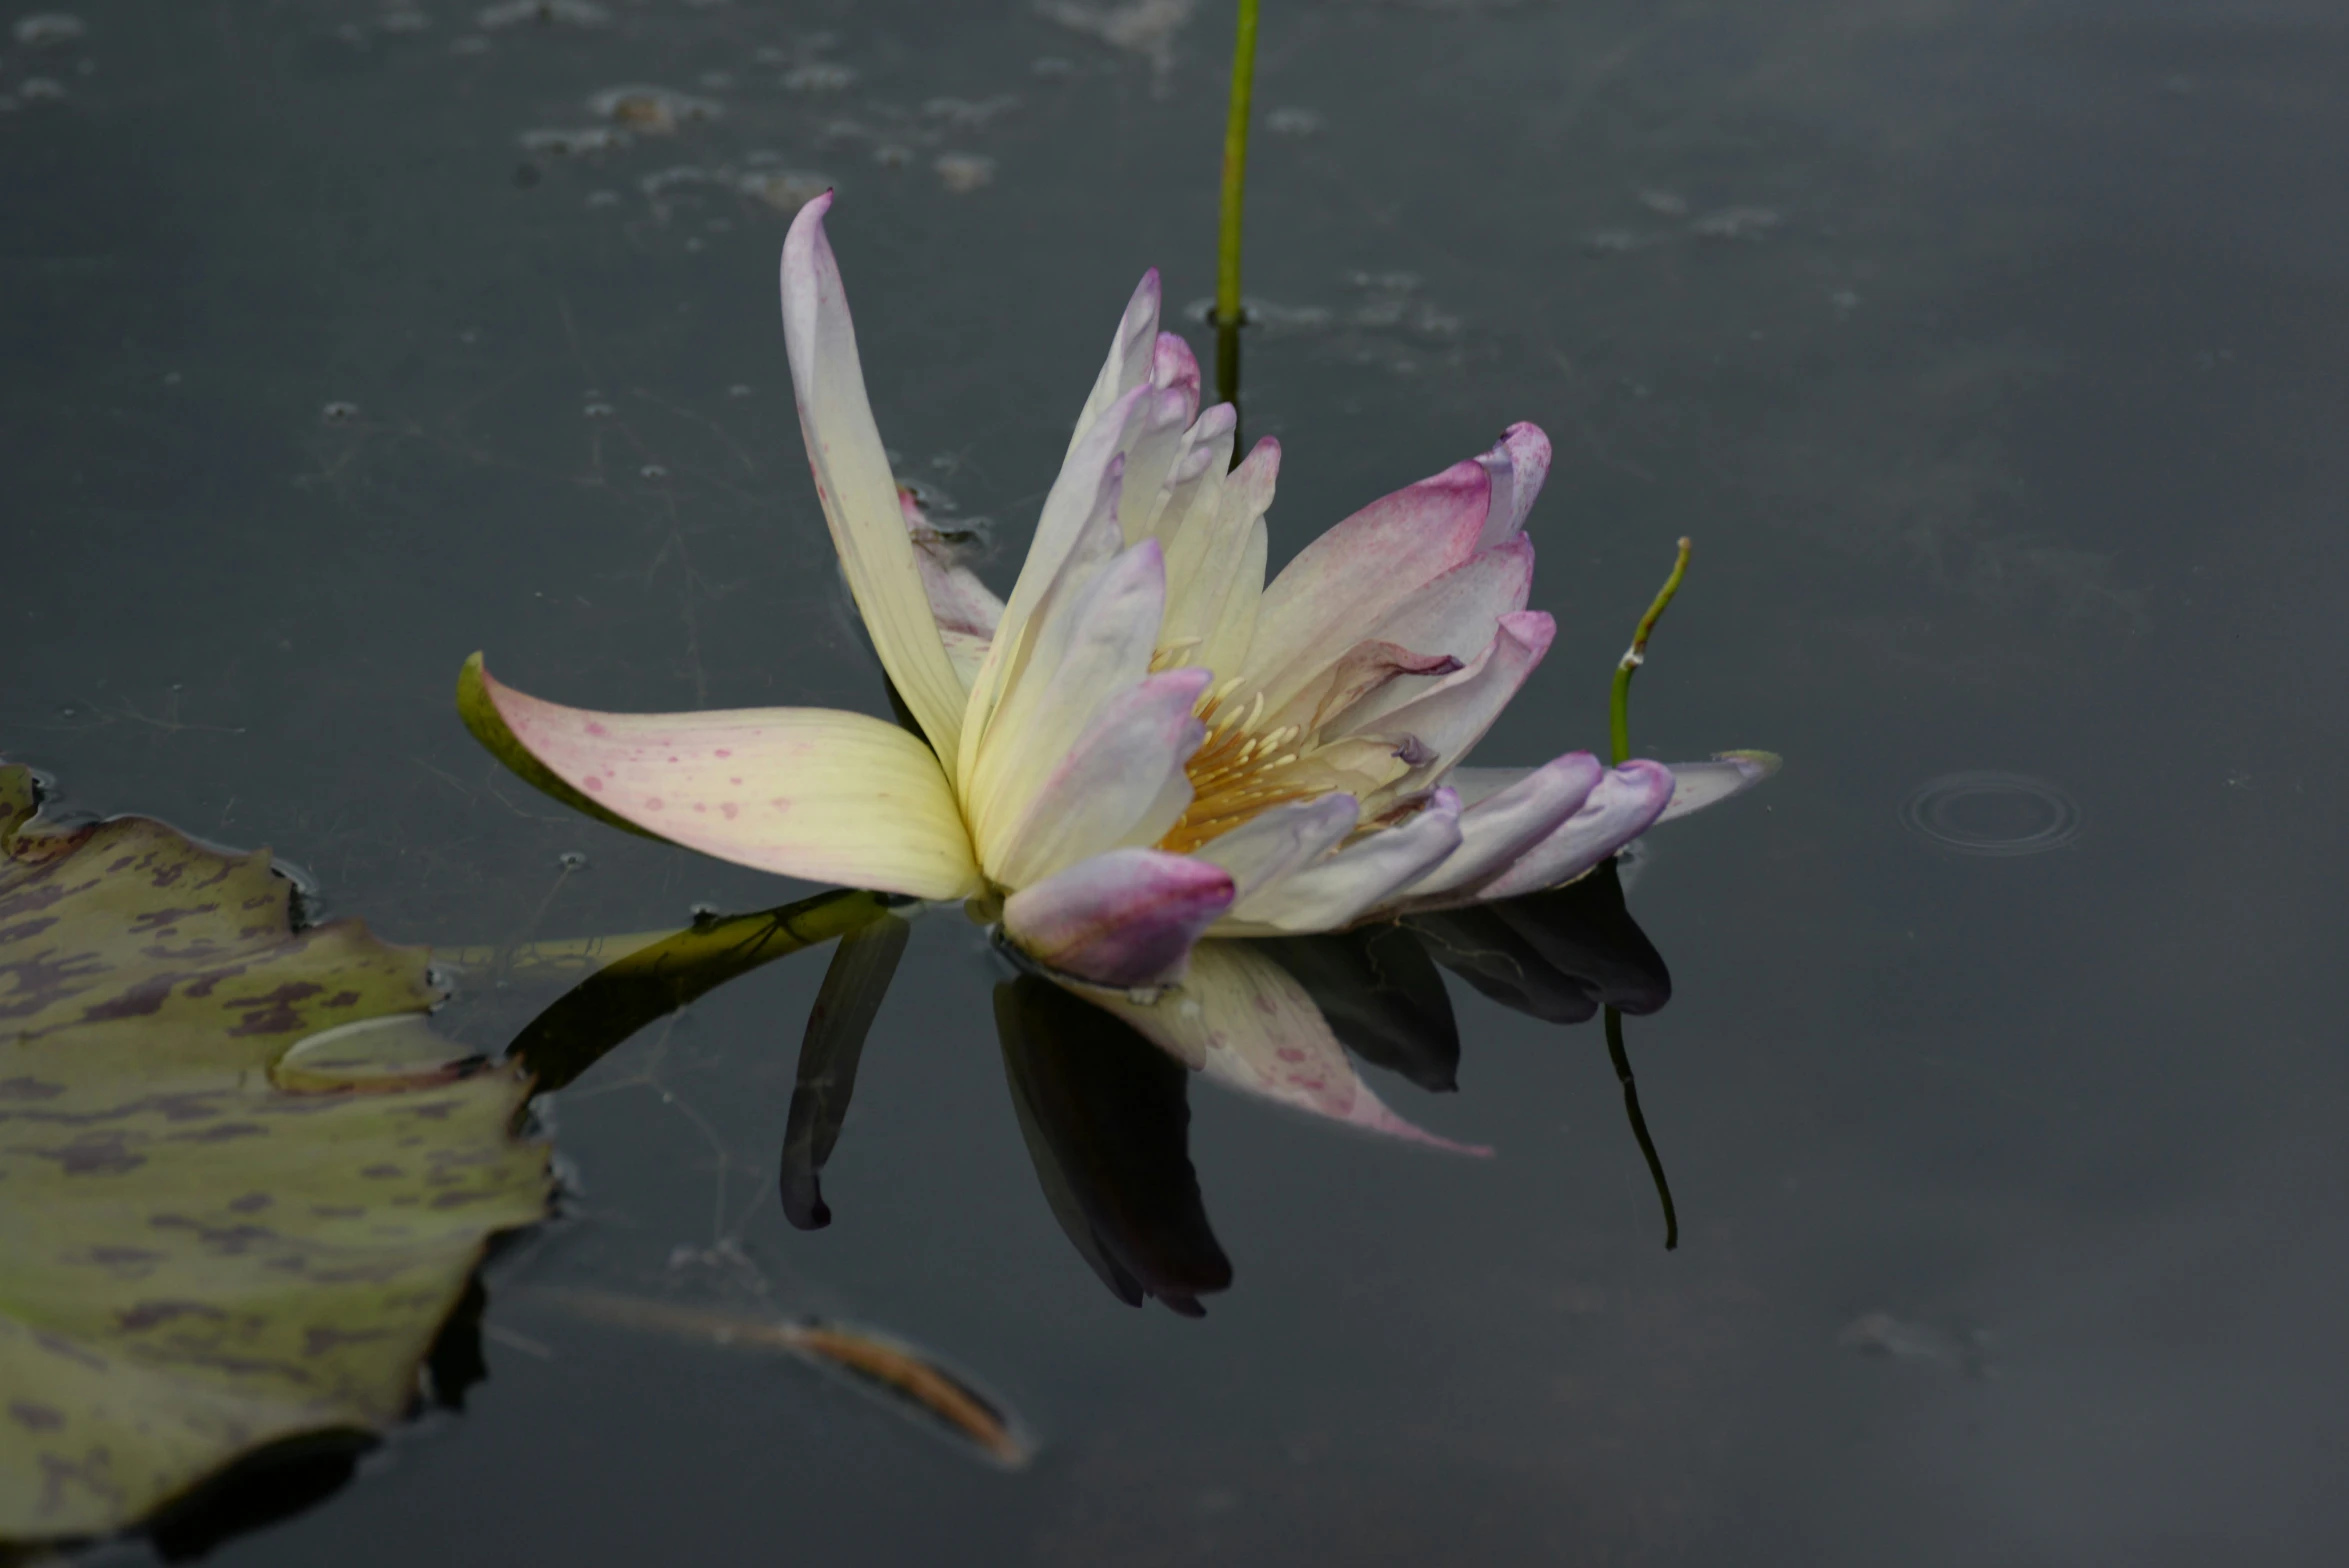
[780,914,911,1230]
[995,976,1232,1317]
[505,890,890,1095]
[1407,859,1671,1025]
[1255,923,1461,1092]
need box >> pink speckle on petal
[729,777,742,786]
[692,803,707,813]
[721,803,738,820]
[715,748,732,758]
[583,776,605,793]
[771,798,793,814]
[585,721,608,737]
[1255,996,1279,1015]
[1276,1047,1307,1063]
[645,797,664,811]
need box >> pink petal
[477,663,981,900]
[1337,610,1556,779]
[1191,793,1360,903]
[1398,750,1604,903]
[990,668,1213,888]
[1475,761,1676,900]
[1244,457,1494,710]
[1094,942,1488,1154]
[1064,269,1163,461]
[1473,422,1553,551]
[1003,848,1235,989]
[1150,330,1201,422]
[1229,788,1464,933]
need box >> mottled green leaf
[0,764,551,1545]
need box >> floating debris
[1900,771,2083,857]
[320,400,362,425]
[934,152,996,195]
[519,126,630,155]
[1839,1311,1994,1376]
[16,77,67,103]
[639,464,668,480]
[1039,0,1195,78]
[477,0,611,27]
[13,13,85,47]
[640,164,715,198]
[1585,229,1642,254]
[517,1290,1034,1467]
[556,849,591,871]
[924,94,1019,128]
[587,84,722,134]
[1267,106,1321,135]
[582,400,614,416]
[783,61,857,92]
[737,167,832,211]
[1637,188,1688,216]
[1691,205,1782,239]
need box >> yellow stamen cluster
[1158,676,1320,854]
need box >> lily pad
[0,764,550,1545]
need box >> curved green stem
[1214,0,1260,412]
[1609,537,1692,765]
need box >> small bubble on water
[585,189,621,208]
[640,464,668,480]
[1637,189,1688,216]
[456,327,481,344]
[726,384,754,397]
[688,901,722,921]
[320,400,362,425]
[582,402,614,417]
[14,15,87,48]
[161,370,183,386]
[1267,106,1321,135]
[556,850,591,872]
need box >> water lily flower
[463,192,1769,1124]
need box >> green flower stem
[1609,537,1692,765]
[1213,0,1260,411]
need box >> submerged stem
[1605,1004,1679,1251]
[1214,0,1259,414]
[1609,537,1692,765]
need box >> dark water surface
[7,0,2348,1562]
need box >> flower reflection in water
[502,854,1679,1316]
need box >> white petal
[991,669,1212,887]
[1654,751,1781,823]
[780,193,967,759]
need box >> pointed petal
[780,192,966,759]
[1398,750,1604,903]
[1065,270,1163,460]
[1145,403,1236,555]
[1162,432,1275,664]
[1191,793,1360,903]
[1229,788,1464,933]
[1339,610,1556,785]
[1474,761,1675,900]
[958,383,1154,789]
[1362,536,1535,666]
[991,668,1212,888]
[1093,942,1487,1153]
[1004,848,1235,989]
[968,531,1171,871]
[1655,750,1782,823]
[1150,331,1201,423]
[478,664,982,899]
[1243,457,1493,710]
[1473,422,1552,550]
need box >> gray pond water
[6,0,2347,1562]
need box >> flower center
[1156,679,1322,854]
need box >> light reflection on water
[4,0,2348,1562]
